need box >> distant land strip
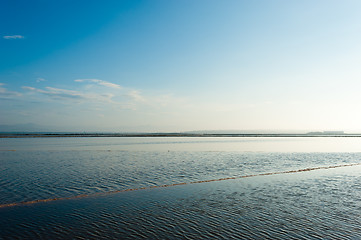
[0,162,360,209]
[2,133,361,138]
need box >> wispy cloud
[36,78,46,83]
[74,79,122,89]
[0,83,22,98]
[22,86,86,100]
[23,87,112,105]
[18,77,189,115]
[3,35,24,39]
[127,90,146,102]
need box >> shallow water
[1,137,361,239]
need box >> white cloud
[19,79,192,119]
[0,83,22,98]
[36,78,46,83]
[22,86,83,99]
[74,79,122,89]
[3,35,24,39]
[22,86,112,102]
[127,90,145,102]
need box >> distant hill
[184,130,306,134]
[307,131,345,135]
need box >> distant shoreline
[1,133,361,138]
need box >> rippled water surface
[1,137,361,239]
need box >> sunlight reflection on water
[1,136,361,152]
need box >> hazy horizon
[2,1,361,132]
[0,122,352,135]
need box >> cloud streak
[0,83,22,98]
[3,35,24,39]
[36,78,46,83]
[22,86,114,103]
[74,79,122,89]
[22,86,85,100]
[127,90,145,102]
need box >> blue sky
[2,0,361,132]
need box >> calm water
[1,137,361,239]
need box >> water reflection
[2,137,361,152]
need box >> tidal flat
[1,137,361,239]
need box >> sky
[1,0,361,132]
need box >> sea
[1,136,361,239]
